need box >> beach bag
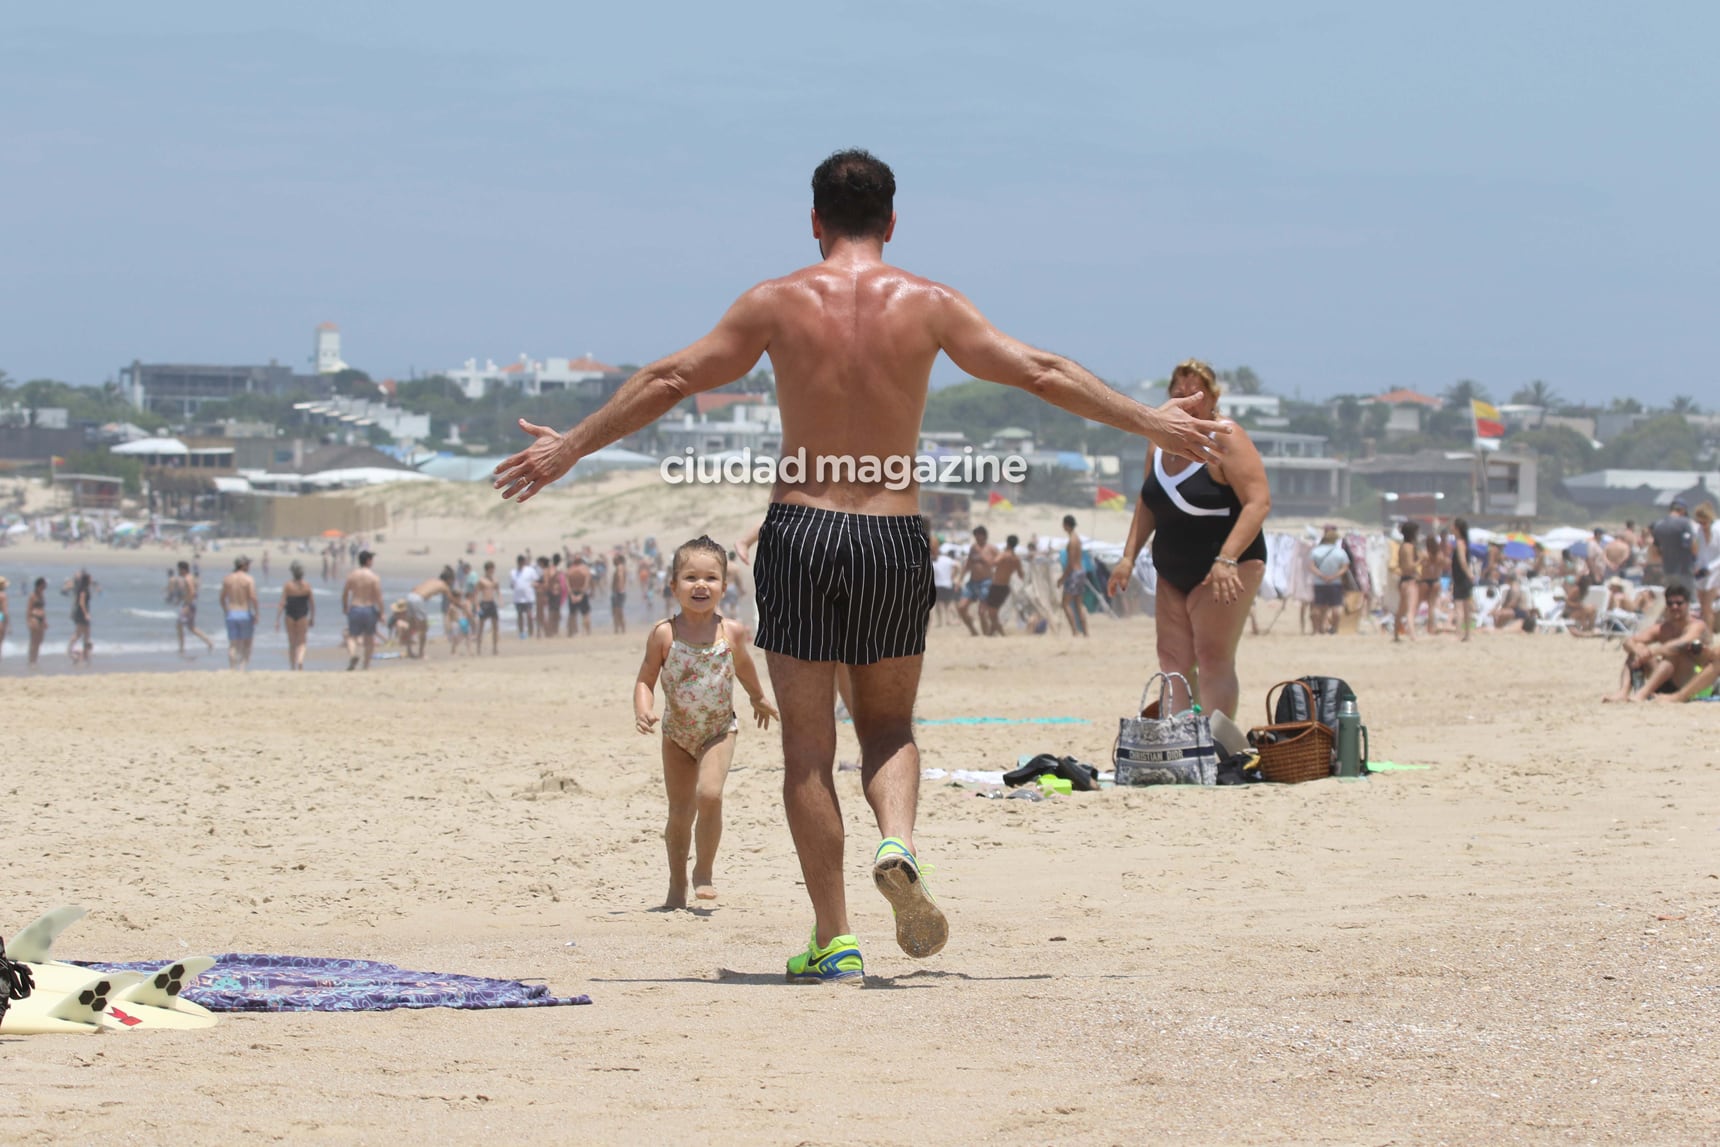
[1272,675,1356,732]
[1113,673,1220,786]
[1251,680,1338,784]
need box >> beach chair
[1471,585,1502,630]
[1530,587,1571,634]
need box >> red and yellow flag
[1471,398,1504,445]
[1095,485,1128,510]
[987,490,1015,511]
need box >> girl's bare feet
[663,882,688,910]
[694,883,718,901]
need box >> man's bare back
[344,567,382,610]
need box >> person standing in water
[173,559,215,656]
[220,556,260,671]
[275,561,316,670]
[67,569,93,667]
[27,577,49,669]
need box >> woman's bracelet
[1214,556,1239,569]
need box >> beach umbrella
[3,522,26,536]
[1502,531,1535,560]
[187,523,214,534]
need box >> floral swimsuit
[661,618,738,757]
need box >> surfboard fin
[7,906,89,964]
[114,957,216,1014]
[49,971,141,1026]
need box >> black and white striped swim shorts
[753,502,936,665]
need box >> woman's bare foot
[663,882,688,910]
[694,883,718,901]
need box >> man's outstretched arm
[933,288,1228,460]
[495,289,774,502]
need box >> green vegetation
[60,449,144,494]
[0,374,169,432]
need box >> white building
[656,403,784,457]
[291,397,430,444]
[314,323,348,375]
[444,354,619,400]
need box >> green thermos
[1336,699,1368,777]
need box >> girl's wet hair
[672,535,729,581]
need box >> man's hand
[494,420,578,503]
[1147,394,1233,462]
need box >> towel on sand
[78,954,591,1012]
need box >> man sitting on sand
[343,550,384,671]
[493,148,1226,982]
[1603,583,1709,702]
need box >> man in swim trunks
[474,561,501,654]
[173,559,215,655]
[956,525,997,637]
[985,534,1023,635]
[494,148,1227,982]
[342,549,384,670]
[404,568,458,659]
[1059,514,1089,636]
[219,555,260,671]
[565,554,593,636]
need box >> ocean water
[0,557,442,674]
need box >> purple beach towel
[78,954,591,1012]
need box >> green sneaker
[785,930,864,985]
[873,838,948,958]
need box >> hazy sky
[4,2,1715,405]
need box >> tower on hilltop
[314,323,348,375]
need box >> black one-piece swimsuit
[1140,449,1267,595]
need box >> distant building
[656,403,784,457]
[122,361,325,420]
[1216,392,1281,420]
[1251,431,1350,516]
[1560,469,1720,513]
[444,354,622,401]
[291,397,431,444]
[314,323,348,375]
[1360,389,1443,441]
[1350,449,1537,520]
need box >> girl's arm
[725,618,779,728]
[634,621,671,733]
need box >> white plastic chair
[1530,588,1571,634]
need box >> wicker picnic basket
[1249,680,1336,784]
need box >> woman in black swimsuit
[276,561,316,671]
[1394,521,1420,644]
[1450,518,1474,642]
[67,569,93,667]
[1107,359,1270,719]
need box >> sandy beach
[5,481,1718,1145]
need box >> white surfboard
[8,908,218,1030]
[0,970,140,1035]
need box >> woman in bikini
[1394,521,1421,643]
[633,535,778,909]
[1107,359,1270,719]
[1419,533,1447,635]
[275,561,316,670]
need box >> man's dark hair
[1063,515,1078,530]
[1006,534,1019,549]
[812,150,895,238]
[972,525,988,539]
[1665,582,1690,603]
[358,550,374,566]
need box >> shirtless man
[956,525,997,637]
[342,549,385,670]
[1060,514,1089,636]
[565,554,593,636]
[494,149,1226,982]
[404,568,458,659]
[1603,583,1709,702]
[474,561,501,653]
[986,534,1024,636]
[173,559,215,655]
[219,556,260,671]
